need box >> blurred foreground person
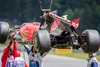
[14,50,28,67]
[1,40,15,67]
[24,45,39,67]
[24,45,47,67]
[1,38,28,67]
[87,53,98,67]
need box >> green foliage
[0,0,100,32]
[63,9,75,19]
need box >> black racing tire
[0,22,9,44]
[33,30,51,52]
[82,30,100,53]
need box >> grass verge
[49,51,100,61]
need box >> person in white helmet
[87,53,98,67]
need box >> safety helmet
[92,53,97,57]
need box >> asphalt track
[0,53,100,67]
[43,54,100,67]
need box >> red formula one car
[32,10,100,54]
[0,14,100,54]
[32,0,100,54]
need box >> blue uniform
[24,45,39,67]
[91,62,98,67]
[6,55,14,67]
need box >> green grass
[49,51,100,61]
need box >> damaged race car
[0,0,100,55]
[32,10,100,54]
[33,0,100,54]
